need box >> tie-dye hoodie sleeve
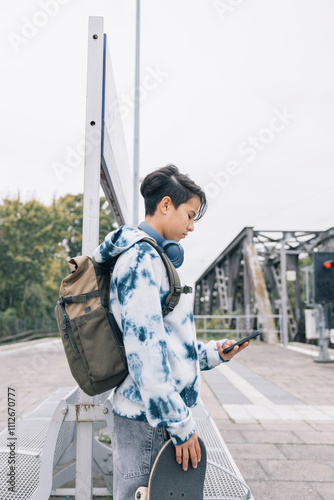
[112,241,196,445]
[196,339,228,370]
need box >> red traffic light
[324,261,334,269]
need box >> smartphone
[223,331,260,354]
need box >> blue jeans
[110,412,169,500]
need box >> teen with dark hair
[93,165,249,500]
[140,164,207,221]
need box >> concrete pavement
[0,338,333,499]
[201,342,334,500]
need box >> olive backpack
[55,237,192,396]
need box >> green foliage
[0,309,17,336]
[0,194,116,322]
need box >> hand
[175,432,201,471]
[217,339,250,362]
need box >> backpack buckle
[172,285,193,295]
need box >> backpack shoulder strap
[139,237,192,317]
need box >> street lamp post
[133,0,140,225]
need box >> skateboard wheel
[135,486,148,500]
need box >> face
[162,196,201,242]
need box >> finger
[182,447,189,471]
[219,347,229,360]
[225,344,239,360]
[189,444,198,469]
[216,342,225,357]
[230,344,240,357]
[217,340,235,354]
[224,340,236,347]
[218,341,235,360]
[175,445,182,465]
[238,340,249,351]
[195,438,201,463]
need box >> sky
[1,0,334,287]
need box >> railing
[194,314,282,341]
[0,317,58,344]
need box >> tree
[0,194,116,323]
[55,194,115,257]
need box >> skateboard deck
[136,437,207,500]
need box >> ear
[159,196,172,215]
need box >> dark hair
[140,164,207,221]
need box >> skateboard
[135,437,207,500]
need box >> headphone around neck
[138,222,184,268]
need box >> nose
[188,219,195,232]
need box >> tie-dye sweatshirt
[93,225,227,445]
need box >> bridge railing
[0,317,58,343]
[194,314,282,341]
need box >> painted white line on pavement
[218,360,334,423]
[222,403,334,423]
[217,364,272,406]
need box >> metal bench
[0,386,78,499]
[0,387,113,500]
[0,387,252,500]
[193,400,254,500]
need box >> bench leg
[207,460,252,500]
[52,462,76,490]
[92,437,113,491]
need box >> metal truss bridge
[194,227,334,344]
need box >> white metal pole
[133,0,140,226]
[280,236,289,346]
[77,17,104,500]
[82,18,104,254]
